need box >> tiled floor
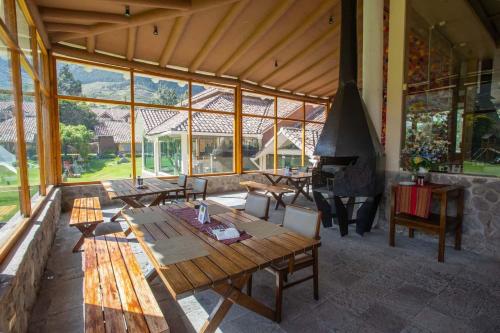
[29,192,500,333]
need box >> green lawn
[64,156,141,182]
[463,161,500,177]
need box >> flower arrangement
[402,139,450,172]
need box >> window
[305,122,324,166]
[57,60,131,102]
[191,112,234,174]
[15,1,32,65]
[276,120,303,168]
[59,100,132,182]
[242,116,274,171]
[242,92,274,117]
[191,83,235,112]
[0,39,21,224]
[0,0,5,23]
[306,103,326,122]
[277,97,303,120]
[134,73,188,107]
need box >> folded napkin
[211,227,240,241]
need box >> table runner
[396,184,435,218]
[167,207,252,245]
[144,235,209,267]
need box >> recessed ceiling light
[329,15,334,25]
[125,6,130,17]
[153,25,159,36]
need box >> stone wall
[0,188,61,333]
[378,171,500,259]
[60,173,269,211]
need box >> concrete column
[385,0,407,172]
[181,134,189,174]
[362,0,384,140]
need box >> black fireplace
[312,0,385,236]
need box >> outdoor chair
[163,174,188,203]
[186,177,208,201]
[247,204,321,322]
[239,191,270,220]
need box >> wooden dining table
[101,178,185,221]
[121,200,321,333]
[262,169,313,203]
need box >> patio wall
[379,172,500,259]
[0,188,61,333]
[60,173,269,211]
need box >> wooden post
[301,101,305,167]
[234,85,242,174]
[130,70,136,179]
[273,96,278,170]
[188,80,193,175]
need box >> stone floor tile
[412,307,477,333]
[361,303,408,333]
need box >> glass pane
[56,60,131,102]
[134,73,188,107]
[21,66,39,199]
[242,92,274,117]
[305,103,327,122]
[276,120,303,168]
[134,107,188,177]
[16,1,33,65]
[305,122,324,167]
[36,41,45,85]
[0,39,21,223]
[0,0,5,23]
[59,100,132,182]
[277,97,303,120]
[191,112,233,174]
[242,116,274,171]
[191,83,235,113]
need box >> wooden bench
[240,181,293,209]
[84,232,169,333]
[70,197,104,252]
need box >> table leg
[149,192,168,206]
[271,192,286,210]
[289,178,313,203]
[73,224,98,252]
[201,274,275,333]
[145,269,158,283]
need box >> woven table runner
[396,184,438,219]
[167,207,252,245]
[144,235,209,267]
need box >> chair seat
[270,253,313,272]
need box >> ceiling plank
[189,0,249,72]
[307,78,338,95]
[100,0,192,10]
[87,36,96,53]
[259,25,339,85]
[40,7,129,24]
[50,0,240,42]
[240,0,338,80]
[46,23,92,33]
[277,50,338,89]
[52,44,328,104]
[215,0,295,76]
[291,64,339,93]
[126,26,138,60]
[159,15,190,67]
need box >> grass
[64,156,141,182]
[463,161,500,177]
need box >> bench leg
[73,236,86,253]
[146,269,158,283]
[73,224,98,252]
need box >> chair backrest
[177,174,187,187]
[244,192,270,220]
[282,205,320,239]
[193,177,208,193]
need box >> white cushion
[244,192,270,219]
[177,174,187,187]
[193,178,207,193]
[282,205,319,239]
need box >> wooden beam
[52,44,328,104]
[51,0,240,42]
[259,25,339,85]
[189,0,248,72]
[291,64,339,93]
[215,0,294,76]
[46,22,91,33]
[25,0,51,48]
[40,7,130,24]
[277,50,338,89]
[126,26,138,60]
[87,36,96,53]
[240,0,338,80]
[100,0,192,10]
[159,15,190,67]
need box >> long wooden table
[121,200,321,333]
[102,178,184,221]
[262,169,313,203]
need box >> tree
[154,87,179,105]
[59,100,98,130]
[60,124,93,158]
[57,64,82,96]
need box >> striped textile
[396,185,433,219]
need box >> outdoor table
[261,169,313,203]
[101,178,184,221]
[121,200,321,333]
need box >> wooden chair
[239,191,270,220]
[186,177,208,201]
[164,174,188,203]
[389,185,464,262]
[248,205,321,322]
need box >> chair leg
[438,229,446,262]
[246,274,253,296]
[313,248,319,301]
[409,228,415,238]
[275,271,284,323]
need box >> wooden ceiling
[31,0,342,99]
